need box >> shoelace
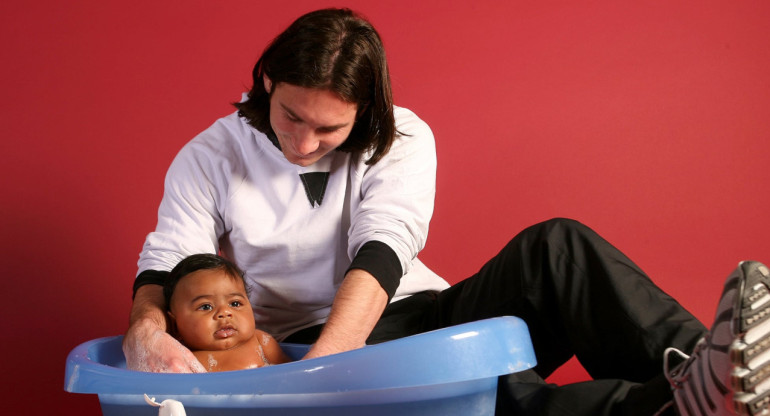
[664,345,693,387]
[656,346,694,416]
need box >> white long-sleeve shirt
[137,105,448,340]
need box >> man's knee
[522,217,588,241]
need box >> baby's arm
[257,330,291,365]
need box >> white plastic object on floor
[143,394,186,416]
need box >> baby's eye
[197,304,213,311]
[230,301,243,307]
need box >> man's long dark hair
[234,8,397,165]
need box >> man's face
[267,82,358,167]
[168,269,256,351]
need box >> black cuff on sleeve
[347,241,403,300]
[132,270,170,299]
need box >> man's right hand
[123,318,206,373]
[123,284,206,373]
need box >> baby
[164,253,290,372]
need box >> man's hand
[123,318,206,373]
[123,284,206,373]
[303,269,388,360]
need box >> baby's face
[168,269,256,351]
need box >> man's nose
[293,128,320,155]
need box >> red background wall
[2,1,769,413]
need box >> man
[123,8,770,415]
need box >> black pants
[286,218,707,415]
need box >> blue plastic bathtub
[65,317,536,415]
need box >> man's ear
[356,102,370,120]
[263,75,272,94]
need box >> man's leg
[428,218,706,380]
[496,370,676,416]
[423,218,707,414]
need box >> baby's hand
[123,319,206,373]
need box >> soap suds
[257,344,269,366]
[207,354,218,371]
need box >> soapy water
[133,330,279,372]
[127,330,206,373]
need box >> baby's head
[164,254,256,351]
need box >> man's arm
[303,268,388,359]
[122,284,206,373]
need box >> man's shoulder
[174,112,266,169]
[393,106,433,138]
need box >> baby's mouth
[214,325,236,339]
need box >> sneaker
[669,261,770,416]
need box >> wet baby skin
[168,269,290,372]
